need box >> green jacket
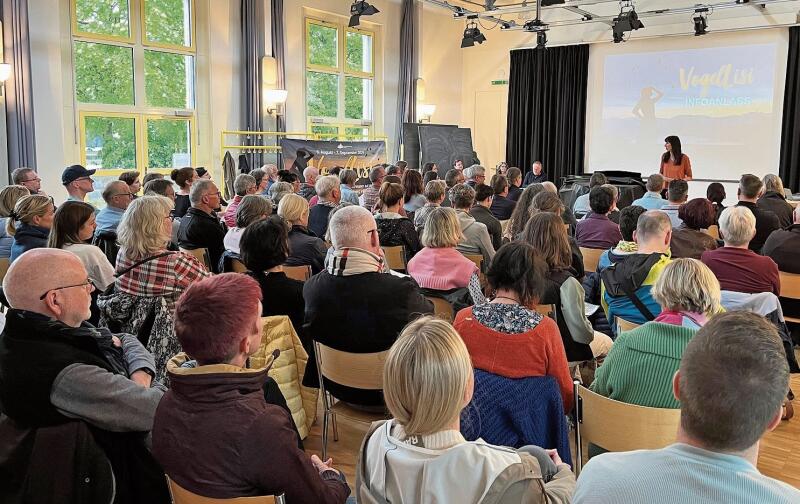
[591,322,698,409]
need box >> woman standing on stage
[660,135,693,182]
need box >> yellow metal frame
[142,115,196,170]
[140,0,196,52]
[70,0,135,44]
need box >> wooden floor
[304,374,800,491]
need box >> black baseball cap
[62,164,96,185]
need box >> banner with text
[280,138,386,183]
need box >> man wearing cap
[62,164,96,203]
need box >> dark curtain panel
[271,0,286,135]
[395,0,417,161]
[780,26,800,193]
[2,0,36,173]
[506,45,589,186]
[241,0,265,168]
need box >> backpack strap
[617,276,656,321]
[115,252,175,278]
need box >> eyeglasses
[22,177,41,183]
[367,228,378,237]
[75,177,93,183]
[39,278,94,300]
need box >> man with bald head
[302,206,433,407]
[0,249,168,501]
[299,167,319,200]
[96,179,134,234]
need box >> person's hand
[111,335,122,347]
[311,454,339,475]
[546,449,568,468]
[130,369,152,388]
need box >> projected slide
[585,32,787,180]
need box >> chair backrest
[534,304,556,321]
[167,476,282,504]
[574,383,679,473]
[706,225,720,240]
[427,296,454,322]
[179,247,211,270]
[230,258,248,273]
[615,316,641,333]
[381,245,406,270]
[0,257,10,286]
[314,341,387,390]
[462,253,483,271]
[780,271,800,299]
[284,264,312,281]
[579,247,604,273]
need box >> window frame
[70,0,134,44]
[140,0,196,52]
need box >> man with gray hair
[302,206,433,407]
[308,175,341,238]
[11,167,45,196]
[95,180,133,234]
[451,183,496,267]
[463,164,486,188]
[631,173,667,210]
[299,167,319,201]
[737,174,780,253]
[601,210,672,327]
[223,173,257,228]
[178,179,226,273]
[359,166,385,210]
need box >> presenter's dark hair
[662,135,684,165]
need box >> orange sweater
[659,154,692,181]
[453,307,574,412]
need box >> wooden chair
[230,258,248,273]
[284,265,312,282]
[706,225,720,240]
[381,245,406,271]
[166,476,284,503]
[313,342,390,460]
[573,382,680,475]
[534,304,557,322]
[615,316,641,333]
[179,247,211,271]
[462,253,484,272]
[578,247,605,273]
[780,271,800,324]
[427,296,455,322]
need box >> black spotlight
[461,21,486,48]
[693,14,708,36]
[537,30,547,50]
[349,0,379,28]
[612,7,644,43]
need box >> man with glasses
[0,248,168,501]
[95,180,133,234]
[62,164,96,203]
[178,179,227,273]
[11,167,46,196]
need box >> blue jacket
[631,192,668,210]
[10,224,50,263]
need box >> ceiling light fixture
[349,0,379,28]
[612,2,644,43]
[461,20,487,48]
[693,8,709,36]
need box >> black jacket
[177,207,227,273]
[303,271,433,406]
[489,195,516,220]
[736,201,780,253]
[758,191,794,229]
[470,205,502,251]
[375,216,422,263]
[523,171,548,186]
[508,184,523,202]
[287,225,327,274]
[173,194,190,218]
[247,270,309,353]
[763,224,800,273]
[308,203,334,239]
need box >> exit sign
[491,79,508,85]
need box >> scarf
[326,247,387,276]
[614,240,638,253]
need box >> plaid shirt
[115,250,211,308]
[359,184,381,210]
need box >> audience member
[395,160,408,174]
[523,160,548,186]
[402,169,426,213]
[454,242,573,410]
[592,258,720,410]
[48,201,115,292]
[541,181,578,229]
[0,185,29,259]
[95,180,133,234]
[670,198,718,259]
[144,178,180,243]
[223,173,257,228]
[631,174,667,210]
[759,174,794,228]
[223,194,272,255]
[269,181,295,207]
[250,167,269,195]
[303,206,433,406]
[573,172,608,216]
[0,249,168,502]
[707,181,726,224]
[529,191,585,278]
[8,194,55,263]
[119,170,142,197]
[763,204,800,273]
[338,169,359,205]
[496,161,508,175]
[574,312,799,503]
[441,168,466,208]
[489,174,516,220]
[506,167,523,202]
[601,211,672,326]
[299,167,319,200]
[471,183,502,251]
[414,179,446,233]
[660,179,689,229]
[451,184,496,267]
[260,164,279,193]
[358,316,575,503]
[359,166,385,209]
[505,183,544,241]
[463,164,486,188]
[62,164,96,203]
[11,167,44,195]
[575,186,623,249]
[374,182,422,262]
[278,194,327,274]
[153,273,350,503]
[737,174,781,252]
[177,180,226,273]
[142,172,164,185]
[308,175,341,239]
[422,162,438,175]
[701,206,780,295]
[171,167,198,218]
[422,170,438,185]
[278,169,301,193]
[453,159,464,171]
[407,207,484,304]
[597,205,647,270]
[386,165,401,177]
[524,213,613,363]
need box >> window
[71,0,196,207]
[305,18,374,139]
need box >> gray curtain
[241,0,265,168]
[271,0,286,135]
[2,0,36,172]
[395,0,417,162]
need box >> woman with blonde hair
[278,193,326,274]
[9,194,55,262]
[357,315,575,503]
[375,182,421,262]
[591,258,721,409]
[759,173,794,228]
[0,185,30,258]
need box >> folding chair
[284,265,312,281]
[166,476,284,504]
[779,271,800,324]
[615,316,641,333]
[426,296,455,322]
[578,247,605,273]
[534,304,557,321]
[230,258,248,273]
[381,245,407,271]
[706,225,720,240]
[179,247,211,271]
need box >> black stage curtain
[506,45,589,186]
[780,26,800,193]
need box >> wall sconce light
[418,103,436,123]
[0,63,11,97]
[265,89,288,116]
